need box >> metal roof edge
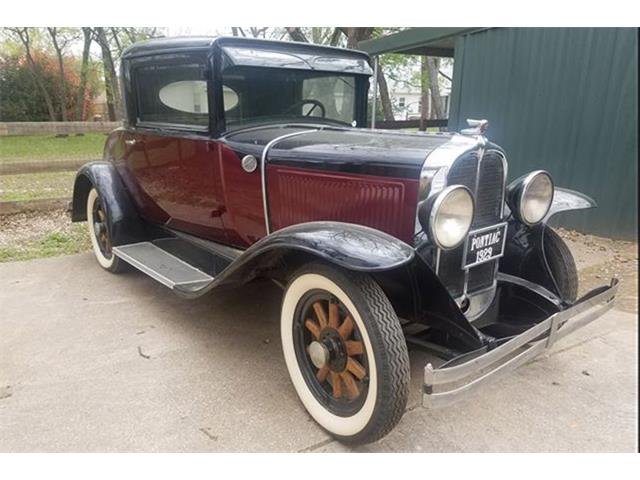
[358,27,486,56]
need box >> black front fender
[501,187,596,303]
[201,221,415,292]
[544,187,596,222]
[71,161,144,246]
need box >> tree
[93,27,120,121]
[338,27,374,49]
[90,27,164,121]
[75,27,93,120]
[0,46,99,122]
[5,27,57,120]
[285,27,308,43]
[47,27,78,121]
[420,57,429,130]
[426,57,444,119]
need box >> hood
[222,125,452,179]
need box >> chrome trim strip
[422,133,480,170]
[260,129,319,235]
[221,123,332,139]
[422,278,619,408]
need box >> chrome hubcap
[308,341,329,369]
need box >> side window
[135,61,209,129]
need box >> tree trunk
[376,66,394,122]
[76,27,92,120]
[341,27,374,49]
[420,56,429,131]
[427,57,444,119]
[329,28,343,46]
[47,28,68,121]
[12,28,57,121]
[285,27,308,43]
[94,27,121,121]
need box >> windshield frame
[211,46,370,136]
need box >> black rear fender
[71,161,144,246]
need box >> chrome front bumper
[423,278,619,408]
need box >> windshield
[222,66,359,130]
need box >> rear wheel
[281,263,409,444]
[86,188,125,273]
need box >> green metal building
[360,28,638,240]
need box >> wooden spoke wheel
[86,188,125,273]
[298,293,370,414]
[281,263,410,444]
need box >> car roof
[122,36,372,63]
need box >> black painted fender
[501,187,596,304]
[182,221,415,296]
[71,161,145,246]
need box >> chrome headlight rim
[518,170,554,226]
[428,184,475,250]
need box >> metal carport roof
[358,28,483,57]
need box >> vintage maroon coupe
[71,36,618,444]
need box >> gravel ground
[556,227,637,313]
[0,210,636,311]
[0,209,90,262]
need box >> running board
[113,242,214,292]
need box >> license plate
[462,222,508,269]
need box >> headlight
[419,185,474,249]
[508,171,554,225]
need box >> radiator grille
[437,150,505,297]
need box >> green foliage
[0,48,100,121]
[0,54,50,121]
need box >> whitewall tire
[281,263,409,444]
[86,188,124,273]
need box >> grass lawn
[0,133,105,164]
[0,171,75,202]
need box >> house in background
[388,78,451,120]
[360,28,637,240]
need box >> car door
[125,54,228,243]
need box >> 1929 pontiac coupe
[71,36,618,444]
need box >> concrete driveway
[0,253,637,452]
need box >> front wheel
[281,263,410,444]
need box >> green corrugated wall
[449,28,638,240]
